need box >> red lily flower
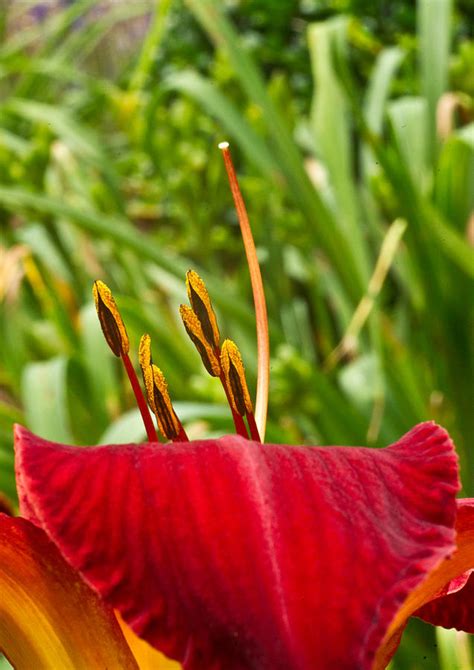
[12,145,474,668]
[14,424,474,670]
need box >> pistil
[219,142,269,441]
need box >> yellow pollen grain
[138,334,155,413]
[179,303,221,376]
[220,339,253,415]
[186,270,220,349]
[151,364,181,439]
[93,280,129,356]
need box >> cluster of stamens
[93,272,261,443]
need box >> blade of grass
[166,70,279,180]
[129,0,173,92]
[0,186,252,323]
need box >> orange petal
[373,500,474,669]
[117,613,182,670]
[0,514,138,670]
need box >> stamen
[138,334,156,413]
[218,372,250,440]
[180,299,249,439]
[93,280,129,357]
[93,281,158,443]
[149,364,188,442]
[186,270,220,349]
[219,142,269,441]
[179,304,221,376]
[221,339,261,443]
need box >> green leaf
[21,357,73,443]
[79,303,118,433]
[99,403,232,444]
[418,0,453,157]
[436,627,472,670]
[435,123,474,231]
[362,46,404,176]
[387,97,429,190]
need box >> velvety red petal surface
[15,422,460,670]
[415,500,474,633]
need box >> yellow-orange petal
[117,613,182,669]
[0,514,138,670]
[373,500,474,669]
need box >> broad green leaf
[387,97,429,191]
[363,46,404,177]
[99,403,232,445]
[79,303,118,433]
[436,627,472,670]
[418,0,452,157]
[21,357,73,443]
[435,123,474,231]
[308,16,367,273]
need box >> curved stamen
[93,281,158,443]
[139,334,188,443]
[149,365,188,443]
[221,339,261,443]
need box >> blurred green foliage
[0,0,472,667]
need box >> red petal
[415,500,474,633]
[15,422,461,670]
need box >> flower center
[92,144,267,445]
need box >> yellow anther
[150,364,182,440]
[179,304,221,377]
[220,339,253,416]
[186,270,220,349]
[93,280,129,357]
[138,334,155,411]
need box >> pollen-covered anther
[179,304,221,377]
[138,334,155,412]
[186,270,220,349]
[93,280,129,357]
[150,364,183,441]
[220,339,253,417]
